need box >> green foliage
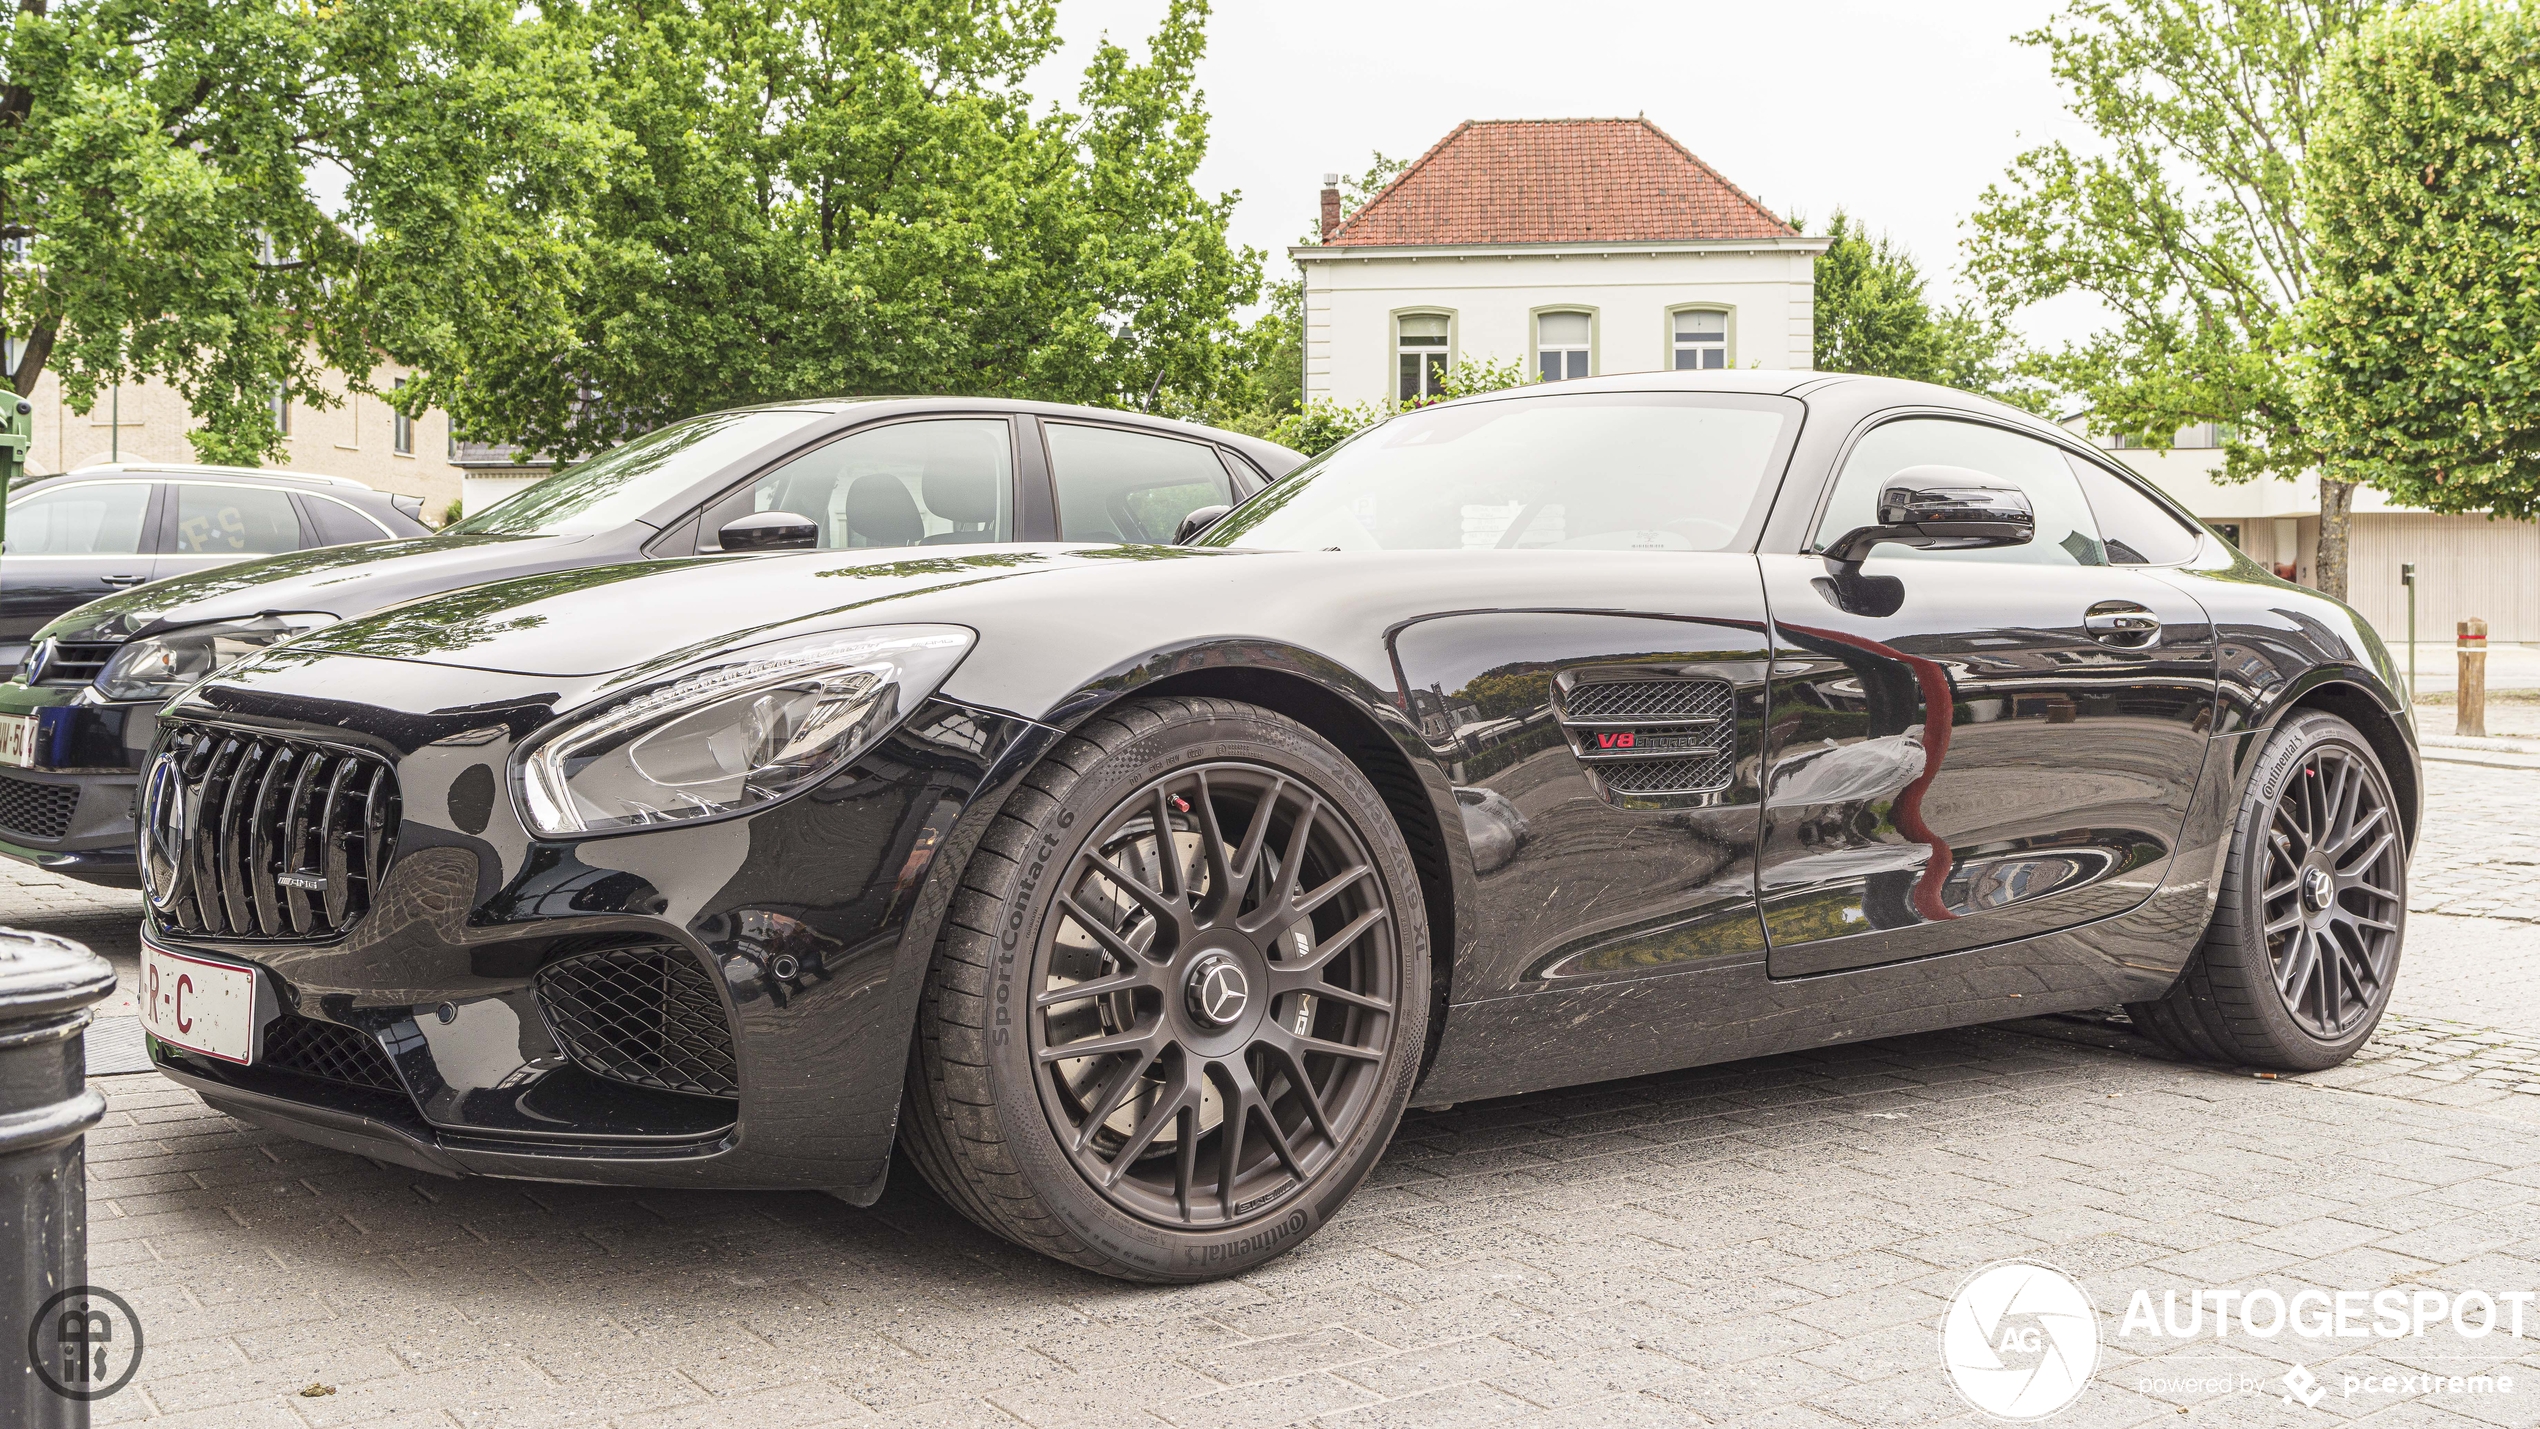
[1963,0,2371,477]
[1811,211,2045,411]
[0,0,604,463]
[410,0,1259,461]
[2304,0,2540,520]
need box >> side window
[3,482,152,555]
[171,485,305,556]
[303,496,391,546]
[696,419,1014,553]
[1813,418,2107,567]
[1045,424,1235,543]
[2067,457,2202,565]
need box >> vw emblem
[139,753,187,910]
[1184,953,1250,1029]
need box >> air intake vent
[259,1013,403,1093]
[0,774,77,840]
[535,946,739,1099]
[146,724,399,941]
[1554,674,1736,799]
[31,640,119,686]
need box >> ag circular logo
[1940,1260,2099,1420]
[26,1285,144,1402]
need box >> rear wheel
[2127,710,2407,1070]
[901,696,1429,1281]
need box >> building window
[1536,312,1591,382]
[272,387,292,437]
[1397,313,1449,403]
[2108,431,2145,450]
[1673,309,1728,370]
[392,378,413,455]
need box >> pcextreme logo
[1940,1261,2101,1420]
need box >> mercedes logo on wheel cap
[1185,953,1250,1029]
[2302,865,2335,913]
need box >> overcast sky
[1031,0,2112,347]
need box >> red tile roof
[1324,118,1795,247]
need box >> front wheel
[2128,710,2407,1070]
[900,696,1430,1281]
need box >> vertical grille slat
[318,758,358,928]
[145,722,398,942]
[247,746,296,935]
[281,752,324,935]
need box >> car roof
[29,463,376,491]
[1411,368,2060,434]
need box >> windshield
[443,407,837,537]
[1196,392,1795,553]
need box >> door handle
[2085,605,2160,646]
[101,574,148,587]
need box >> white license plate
[138,942,259,1065]
[0,712,33,769]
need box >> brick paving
[10,766,2540,1427]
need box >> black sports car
[0,399,1295,884]
[136,371,2417,1283]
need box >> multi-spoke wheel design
[899,696,1427,1281]
[1032,762,1398,1226]
[2257,744,2403,1040]
[2126,710,2409,1071]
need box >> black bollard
[0,929,118,1428]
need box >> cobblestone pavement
[8,765,2540,1428]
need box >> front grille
[33,640,119,686]
[148,723,400,941]
[1598,748,1737,796]
[259,1013,403,1093]
[535,946,739,1099]
[0,774,76,839]
[1559,678,1733,722]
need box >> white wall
[1296,240,1823,409]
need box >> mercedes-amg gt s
[133,371,2416,1282]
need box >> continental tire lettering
[1183,1209,1312,1268]
[1001,809,1078,951]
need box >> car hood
[35,533,606,643]
[277,545,1172,679]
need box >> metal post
[0,929,117,1427]
[2459,618,2488,739]
[2401,563,2417,702]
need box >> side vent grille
[146,723,399,941]
[534,946,739,1099]
[1553,675,1736,799]
[0,774,78,840]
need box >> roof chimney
[1319,172,1341,242]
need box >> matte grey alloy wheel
[901,696,1429,1281]
[2128,710,2408,1071]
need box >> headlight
[95,614,338,701]
[516,624,974,837]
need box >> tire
[2127,710,2407,1071]
[900,696,1430,1281]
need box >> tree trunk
[2315,475,2355,602]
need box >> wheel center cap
[1184,952,1250,1029]
[2302,865,2335,913]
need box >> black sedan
[0,400,1296,883]
[135,372,2416,1283]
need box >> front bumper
[0,680,154,882]
[144,652,1053,1197]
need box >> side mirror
[1174,504,1233,545]
[717,510,819,552]
[1823,466,2034,564]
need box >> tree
[1964,0,2375,598]
[1812,211,2040,409]
[2304,0,2540,521]
[0,0,605,463]
[410,0,1260,462]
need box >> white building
[1295,119,1828,409]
